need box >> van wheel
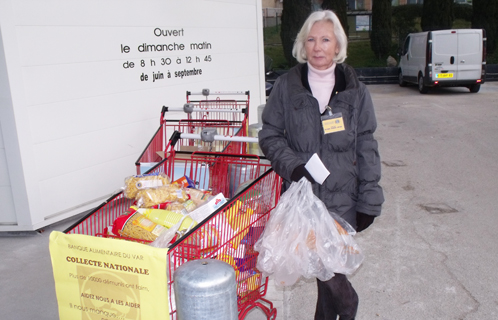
[398,70,407,87]
[469,84,481,93]
[418,75,429,94]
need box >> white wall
[0,0,266,231]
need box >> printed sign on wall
[0,0,264,229]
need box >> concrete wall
[0,0,266,231]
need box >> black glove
[356,212,375,232]
[290,164,315,183]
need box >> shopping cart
[135,89,250,175]
[185,89,250,127]
[65,131,281,320]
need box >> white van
[398,29,486,93]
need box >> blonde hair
[292,10,348,64]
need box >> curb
[355,64,498,85]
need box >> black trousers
[314,274,359,320]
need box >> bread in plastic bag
[254,178,364,286]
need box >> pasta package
[123,173,171,199]
[135,184,188,208]
[114,211,166,242]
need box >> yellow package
[135,207,197,231]
[217,253,239,278]
[225,200,254,249]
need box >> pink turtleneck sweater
[307,62,336,113]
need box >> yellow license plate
[436,73,453,78]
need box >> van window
[403,36,410,55]
[411,36,426,58]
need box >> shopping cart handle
[186,89,250,97]
[200,128,217,142]
[161,106,169,117]
[179,132,259,143]
[169,131,183,147]
[183,103,195,114]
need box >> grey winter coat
[259,63,384,226]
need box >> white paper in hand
[304,153,330,185]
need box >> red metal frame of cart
[185,90,249,132]
[135,118,248,175]
[135,90,250,175]
[65,132,281,320]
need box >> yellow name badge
[322,115,345,134]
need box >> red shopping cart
[135,89,250,175]
[65,131,281,320]
[185,89,250,127]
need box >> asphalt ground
[246,81,498,320]
[1,82,497,320]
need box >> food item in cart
[185,188,212,207]
[135,184,189,208]
[150,202,173,210]
[123,173,171,199]
[183,222,223,253]
[225,200,255,249]
[235,179,256,195]
[238,271,262,304]
[189,193,226,223]
[217,253,240,278]
[167,200,197,214]
[113,211,166,242]
[239,271,262,292]
[235,179,264,214]
[172,175,195,188]
[133,206,197,232]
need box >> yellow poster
[49,231,169,320]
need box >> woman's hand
[291,164,315,183]
[356,212,375,232]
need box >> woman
[258,10,384,320]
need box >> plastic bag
[254,178,364,286]
[149,213,197,248]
